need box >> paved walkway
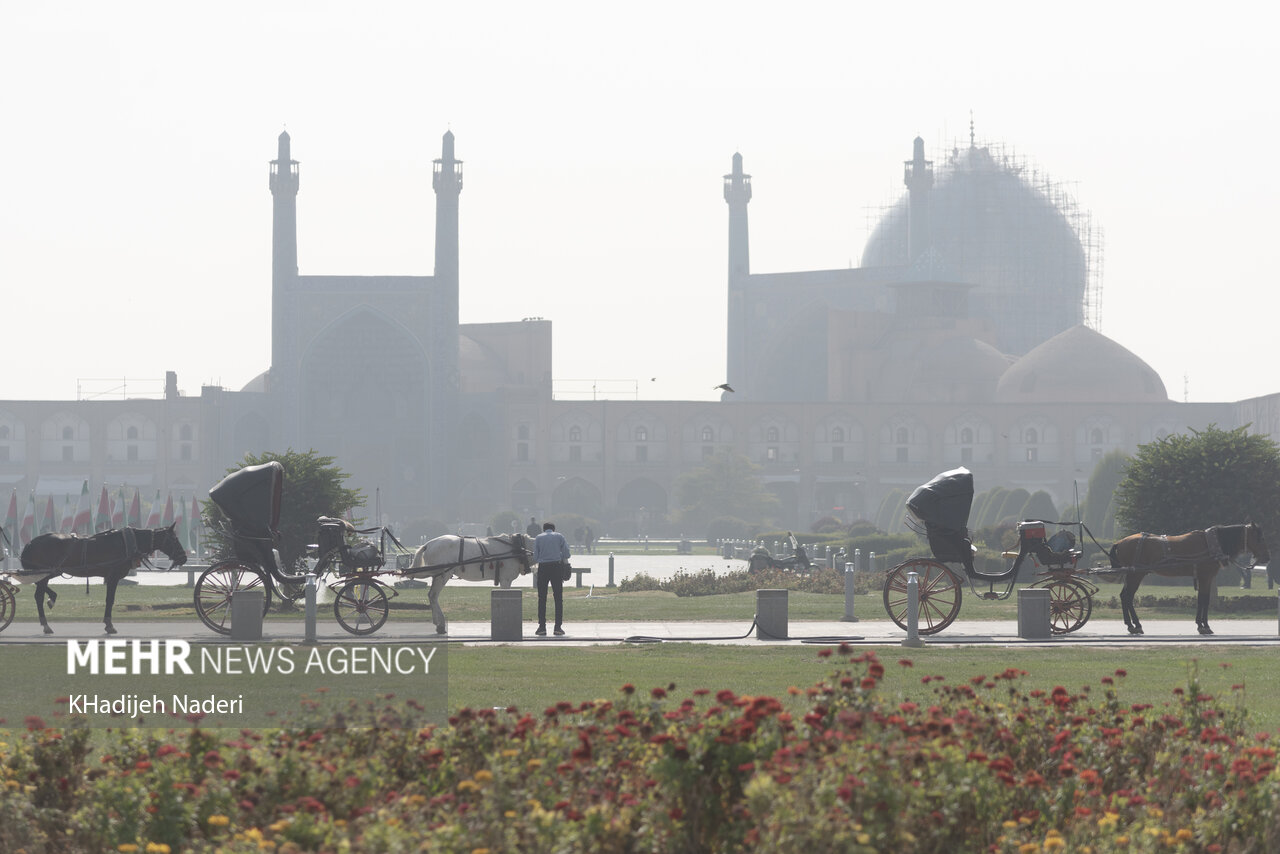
[3,617,1279,646]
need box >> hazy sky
[2,2,1274,406]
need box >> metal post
[608,552,616,587]
[841,561,859,622]
[902,570,925,648]
[869,551,876,573]
[304,573,318,644]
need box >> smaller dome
[874,332,1010,403]
[996,326,1168,403]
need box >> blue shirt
[533,530,570,564]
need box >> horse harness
[29,529,148,576]
[416,536,527,584]
[1129,526,1253,572]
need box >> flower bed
[2,651,1277,852]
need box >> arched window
[635,426,648,442]
[832,426,845,443]
[126,426,139,440]
[960,427,973,444]
[1024,427,1038,444]
[766,426,779,443]
[517,424,530,440]
[701,426,714,442]
[895,427,909,445]
[1090,428,1104,444]
[568,425,582,442]
[62,426,74,440]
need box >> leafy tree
[674,450,780,537]
[994,488,1030,526]
[976,488,1009,528]
[875,489,907,532]
[1114,425,1280,538]
[1020,490,1058,523]
[203,449,364,572]
[1083,449,1128,536]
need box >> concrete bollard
[841,562,859,622]
[756,589,789,640]
[303,574,318,644]
[901,571,925,648]
[490,589,523,641]
[608,553,616,587]
[1018,588,1051,639]
[230,590,265,641]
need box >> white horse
[407,533,532,634]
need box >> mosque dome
[877,331,1011,403]
[861,140,1092,356]
[995,325,1168,403]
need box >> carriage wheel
[333,578,390,636]
[0,581,15,633]
[1044,579,1092,635]
[883,559,963,635]
[194,561,271,635]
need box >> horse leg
[1197,572,1214,635]
[428,574,448,635]
[103,575,121,635]
[1119,575,1144,635]
[35,579,54,634]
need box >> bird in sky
[714,383,735,393]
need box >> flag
[144,490,163,528]
[112,486,126,528]
[19,493,35,549]
[40,495,57,535]
[96,485,112,532]
[4,490,17,550]
[73,480,92,535]
[60,495,74,533]
[162,493,175,527]
[128,489,142,528]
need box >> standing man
[526,516,540,537]
[533,521,570,636]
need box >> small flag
[95,485,112,532]
[144,490,163,528]
[112,486,126,528]
[162,493,175,527]
[73,481,92,535]
[60,495,74,534]
[19,493,36,549]
[40,495,57,535]
[128,489,142,528]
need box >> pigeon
[714,383,735,393]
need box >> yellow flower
[145,844,172,854]
[501,749,520,758]
[458,780,479,792]
[473,769,494,783]
[856,833,871,845]
[1176,829,1194,842]
[1003,820,1020,829]
[472,849,492,854]
[1044,837,1065,850]
[208,815,230,828]
[504,810,517,818]
[1116,836,1129,845]
[1018,843,1040,854]
[268,820,290,833]
[118,846,139,854]
[527,758,543,770]
[245,828,263,841]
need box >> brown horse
[19,524,187,635]
[1109,523,1268,636]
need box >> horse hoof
[105,626,118,635]
[42,625,54,635]
[1199,626,1214,636]
[1127,626,1144,636]
[436,627,448,636]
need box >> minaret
[430,131,463,516]
[724,152,751,398]
[269,131,300,383]
[904,136,933,262]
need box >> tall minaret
[430,131,463,516]
[724,152,751,398]
[269,131,300,383]
[904,136,933,262]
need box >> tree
[1114,425,1280,538]
[203,449,365,571]
[1020,490,1058,523]
[674,450,780,537]
[1083,449,1128,535]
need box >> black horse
[20,524,187,635]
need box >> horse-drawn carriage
[883,467,1269,637]
[194,462,533,636]
[747,532,818,574]
[883,467,1094,635]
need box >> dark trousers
[536,563,565,629]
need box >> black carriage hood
[906,467,974,532]
[209,461,284,536]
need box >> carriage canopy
[906,467,974,533]
[209,461,283,538]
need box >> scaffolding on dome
[863,138,1104,355]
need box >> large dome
[862,142,1091,356]
[996,325,1168,403]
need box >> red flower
[651,687,667,699]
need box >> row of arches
[0,412,198,464]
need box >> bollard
[303,573,318,644]
[490,589,523,641]
[841,561,859,622]
[230,590,265,641]
[1017,588,1051,639]
[756,589,789,640]
[608,553,616,587]
[901,571,925,648]
[869,551,876,574]
[854,548,861,573]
